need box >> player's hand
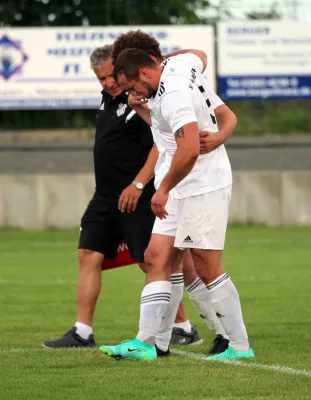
[118,184,142,213]
[128,93,148,108]
[199,130,225,154]
[151,190,169,220]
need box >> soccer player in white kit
[100,49,255,361]
[110,30,238,355]
[128,81,235,356]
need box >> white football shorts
[152,185,232,250]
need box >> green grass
[1,227,311,400]
[228,100,311,135]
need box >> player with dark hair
[112,30,162,65]
[99,40,254,360]
[106,31,238,354]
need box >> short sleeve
[160,91,198,134]
[208,90,224,111]
[201,77,224,110]
[178,53,204,74]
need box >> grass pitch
[0,227,311,400]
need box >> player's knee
[78,249,103,270]
[191,249,224,283]
[144,246,165,272]
[143,247,156,267]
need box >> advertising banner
[218,21,311,100]
[0,26,215,109]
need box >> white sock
[156,274,184,351]
[208,273,249,352]
[172,320,192,334]
[137,281,171,346]
[187,278,228,339]
[75,322,93,340]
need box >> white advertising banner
[0,26,215,109]
[218,21,311,100]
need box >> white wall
[0,171,311,229]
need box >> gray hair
[90,45,113,69]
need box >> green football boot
[99,338,157,360]
[203,345,255,361]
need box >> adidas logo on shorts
[183,236,193,243]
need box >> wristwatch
[132,181,144,190]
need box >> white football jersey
[148,54,232,199]
[152,76,225,191]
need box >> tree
[246,5,282,20]
[1,0,210,27]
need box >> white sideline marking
[172,349,311,378]
[1,348,311,378]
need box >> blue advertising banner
[219,75,311,100]
[218,22,311,100]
